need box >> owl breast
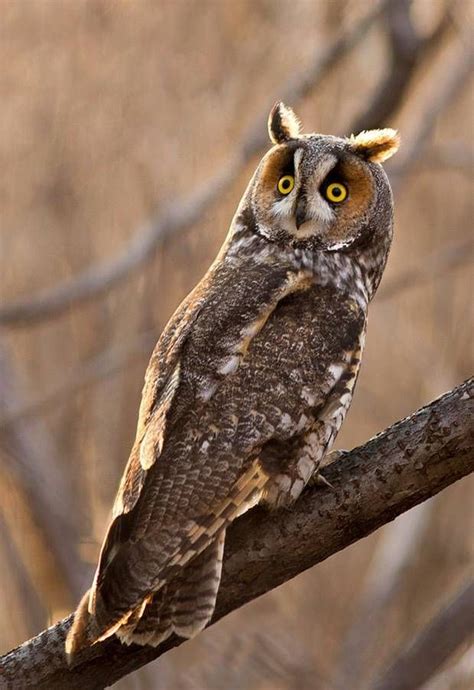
[236,285,366,506]
[160,283,366,514]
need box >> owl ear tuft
[350,128,400,163]
[268,102,301,144]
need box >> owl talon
[309,449,351,489]
[324,449,349,465]
[309,471,334,490]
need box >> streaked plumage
[66,103,399,656]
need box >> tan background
[0,1,472,688]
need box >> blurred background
[0,1,473,688]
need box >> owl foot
[309,471,334,490]
[324,449,349,465]
[309,449,350,490]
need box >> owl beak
[295,198,307,230]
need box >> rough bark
[1,378,472,690]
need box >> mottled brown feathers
[67,103,398,660]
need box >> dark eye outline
[322,180,348,204]
[277,174,295,195]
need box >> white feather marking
[328,363,344,382]
[240,321,261,338]
[296,413,308,432]
[258,224,273,240]
[290,479,305,500]
[274,474,292,493]
[234,488,263,517]
[272,195,296,219]
[217,355,240,376]
[199,381,218,402]
[301,387,316,406]
[297,456,315,483]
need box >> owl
[66,102,399,657]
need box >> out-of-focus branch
[0,513,46,637]
[1,378,472,689]
[351,0,452,133]
[421,646,474,690]
[415,141,474,172]
[0,331,157,430]
[0,343,89,601]
[0,0,393,329]
[391,41,474,182]
[370,580,474,690]
[377,238,474,301]
[335,501,434,689]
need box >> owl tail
[65,588,100,663]
[116,529,226,647]
[65,585,132,661]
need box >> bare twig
[414,141,474,172]
[0,0,394,328]
[370,580,474,690]
[1,378,472,689]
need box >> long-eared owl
[66,102,399,656]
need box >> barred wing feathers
[66,259,315,655]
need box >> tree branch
[421,645,474,690]
[377,238,474,301]
[1,378,472,689]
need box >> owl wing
[73,259,315,641]
[111,258,311,520]
[110,288,204,520]
[66,256,365,656]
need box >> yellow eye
[277,175,295,195]
[324,182,348,203]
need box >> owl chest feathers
[130,237,369,518]
[157,245,367,497]
[179,234,369,408]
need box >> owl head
[244,102,400,252]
